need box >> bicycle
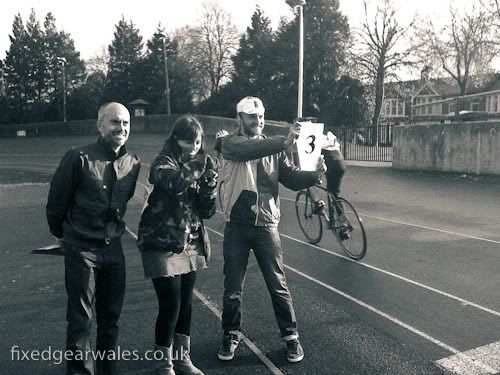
[295,185,367,260]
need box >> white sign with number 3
[296,121,324,171]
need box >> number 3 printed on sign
[305,135,316,154]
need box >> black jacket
[46,138,141,248]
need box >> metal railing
[331,125,393,162]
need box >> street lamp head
[286,0,306,9]
[56,57,66,65]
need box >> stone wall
[393,122,500,175]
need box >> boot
[172,333,204,375]
[154,344,176,375]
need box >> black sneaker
[286,338,304,363]
[217,332,240,361]
[312,199,326,214]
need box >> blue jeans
[64,241,126,375]
[221,222,298,339]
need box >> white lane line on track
[124,225,284,375]
[0,182,49,188]
[0,154,63,156]
[206,226,500,374]
[435,341,500,375]
[281,196,500,245]
[193,290,285,375]
[278,232,500,318]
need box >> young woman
[138,115,217,375]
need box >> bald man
[47,102,141,375]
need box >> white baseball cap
[236,96,265,115]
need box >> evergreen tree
[231,6,275,105]
[271,0,351,123]
[69,71,106,120]
[3,10,85,123]
[137,28,193,114]
[4,13,29,123]
[104,17,144,104]
[25,9,47,121]
[41,13,85,122]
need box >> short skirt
[141,239,207,278]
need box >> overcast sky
[0,0,477,62]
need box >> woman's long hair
[161,115,206,157]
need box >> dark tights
[152,271,197,347]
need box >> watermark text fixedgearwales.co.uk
[11,345,187,365]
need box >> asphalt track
[0,134,499,375]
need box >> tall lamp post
[158,34,172,115]
[286,0,306,119]
[56,57,67,124]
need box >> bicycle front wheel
[295,190,322,244]
[330,196,367,260]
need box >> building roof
[128,98,150,106]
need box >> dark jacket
[46,138,141,248]
[137,151,217,260]
[220,130,319,226]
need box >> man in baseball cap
[235,96,266,137]
[236,96,265,115]
[216,96,327,364]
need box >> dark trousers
[152,271,197,347]
[64,241,126,375]
[324,151,346,195]
[221,223,298,339]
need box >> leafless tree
[416,3,498,96]
[85,46,109,76]
[174,0,239,102]
[354,0,417,128]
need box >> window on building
[134,108,145,117]
[471,100,480,112]
[391,99,397,115]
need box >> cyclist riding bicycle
[310,131,346,213]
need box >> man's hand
[216,129,229,140]
[320,131,340,151]
[312,155,327,178]
[285,122,302,148]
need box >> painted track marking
[435,341,500,375]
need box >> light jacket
[46,138,141,248]
[221,130,319,227]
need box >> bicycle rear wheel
[330,195,367,260]
[295,190,322,244]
